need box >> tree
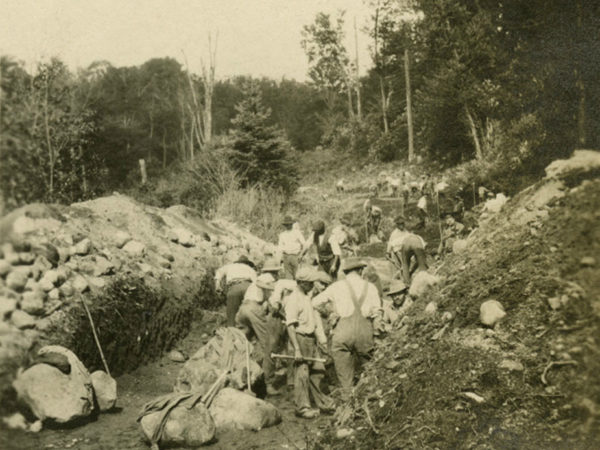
[227,81,298,194]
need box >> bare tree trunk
[465,106,483,160]
[202,32,218,145]
[380,77,389,134]
[162,129,167,169]
[404,49,414,162]
[43,77,54,198]
[139,159,147,185]
[576,0,586,146]
[354,17,362,122]
[346,83,354,120]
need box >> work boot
[266,384,282,396]
[295,407,320,419]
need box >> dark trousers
[226,280,251,326]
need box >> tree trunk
[43,78,54,198]
[465,106,483,160]
[354,17,362,122]
[162,129,167,169]
[139,159,147,185]
[346,83,354,121]
[576,0,586,146]
[380,77,389,134]
[404,49,414,162]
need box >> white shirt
[417,196,427,210]
[285,287,318,335]
[214,263,257,287]
[387,229,426,253]
[278,228,306,255]
[312,272,381,319]
[243,282,265,304]
[306,232,342,257]
[269,279,297,310]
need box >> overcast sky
[0,0,373,80]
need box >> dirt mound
[0,194,269,411]
[319,170,600,448]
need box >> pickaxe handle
[271,353,326,363]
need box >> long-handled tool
[245,337,254,396]
[271,353,326,364]
[80,297,111,377]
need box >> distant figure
[336,179,345,193]
[388,176,401,197]
[214,256,257,326]
[331,213,359,257]
[440,215,466,254]
[416,193,429,228]
[363,199,382,237]
[278,215,306,279]
[387,215,428,285]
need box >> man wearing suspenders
[312,258,382,398]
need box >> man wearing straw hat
[286,266,334,418]
[277,215,306,279]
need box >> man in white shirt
[312,258,382,397]
[277,215,306,279]
[363,199,383,238]
[235,272,281,395]
[286,267,334,418]
[214,256,257,326]
[387,216,428,284]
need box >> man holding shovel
[286,266,334,418]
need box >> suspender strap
[344,279,369,311]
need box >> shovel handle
[271,353,326,364]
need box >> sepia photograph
[0,0,598,448]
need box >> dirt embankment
[319,154,600,449]
[0,194,271,411]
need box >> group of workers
[214,211,430,419]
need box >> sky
[0,0,374,81]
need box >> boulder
[580,256,596,267]
[545,149,600,179]
[170,227,195,247]
[2,412,29,430]
[21,291,45,315]
[6,270,29,292]
[424,301,438,315]
[13,345,94,423]
[0,297,18,318]
[139,395,215,448]
[483,194,508,214]
[123,240,145,257]
[72,274,89,293]
[209,388,281,431]
[59,282,75,298]
[71,238,92,256]
[168,350,187,363]
[175,327,262,393]
[11,310,36,329]
[48,288,61,301]
[452,239,468,254]
[93,257,114,276]
[409,271,440,298]
[113,230,131,249]
[480,300,506,326]
[0,259,11,277]
[5,252,21,265]
[90,370,117,411]
[38,270,60,292]
[499,359,524,372]
[18,252,35,265]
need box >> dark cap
[282,215,294,225]
[312,220,325,234]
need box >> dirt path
[1,309,334,450]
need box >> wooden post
[404,49,414,162]
[139,159,147,185]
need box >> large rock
[93,257,114,276]
[0,259,12,276]
[409,271,440,298]
[545,149,600,179]
[480,300,506,326]
[170,227,195,247]
[13,345,94,423]
[21,291,45,315]
[139,395,215,448]
[175,327,262,393]
[6,270,29,292]
[0,296,18,318]
[452,239,468,254]
[90,370,117,411]
[71,238,92,256]
[112,230,131,249]
[483,194,508,213]
[11,310,36,329]
[123,240,145,257]
[209,388,281,431]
